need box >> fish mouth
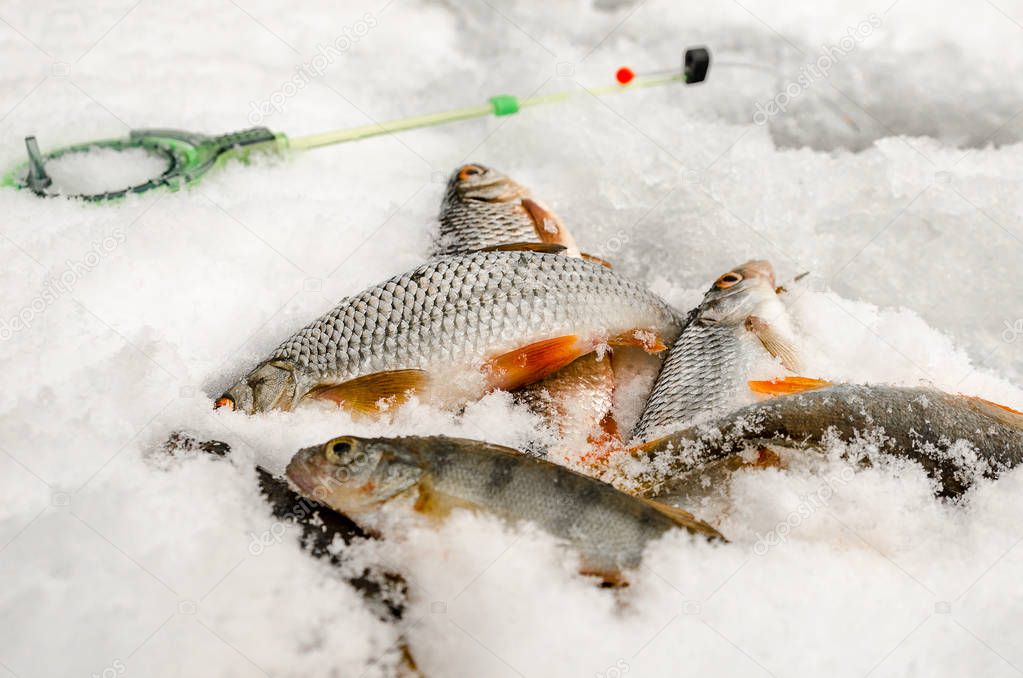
[214,395,235,410]
[453,166,527,202]
[285,447,330,501]
[216,361,298,414]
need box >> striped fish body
[631,384,1023,499]
[287,435,724,579]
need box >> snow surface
[2,1,1023,676]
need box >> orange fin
[963,395,1023,426]
[521,198,574,247]
[483,336,587,391]
[752,446,783,468]
[307,369,428,413]
[480,242,567,254]
[748,376,831,396]
[637,496,726,540]
[609,329,667,353]
[581,253,613,269]
[745,315,801,371]
[413,477,480,521]
[577,412,625,469]
[627,435,670,456]
[596,410,621,441]
[578,565,629,587]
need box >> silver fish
[433,163,580,257]
[286,435,724,581]
[631,260,800,442]
[628,383,1023,499]
[217,251,680,414]
[433,163,621,456]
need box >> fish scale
[630,384,1023,499]
[632,320,757,441]
[630,260,798,443]
[255,250,681,408]
[434,187,536,255]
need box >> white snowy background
[2,0,1023,676]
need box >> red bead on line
[616,67,635,84]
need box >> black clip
[684,47,711,84]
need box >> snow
[2,0,1023,676]
[44,147,170,195]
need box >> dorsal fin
[479,242,568,254]
[520,198,579,252]
[581,253,613,269]
[963,394,1023,428]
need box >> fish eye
[325,437,356,462]
[716,272,742,288]
[458,165,484,181]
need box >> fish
[433,163,581,258]
[433,163,622,456]
[626,381,1023,499]
[286,435,724,581]
[216,250,681,414]
[630,260,801,442]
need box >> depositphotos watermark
[248,495,320,556]
[247,14,377,124]
[752,465,855,555]
[0,229,125,341]
[752,15,881,125]
[1003,319,1022,343]
[90,659,126,678]
[595,659,629,678]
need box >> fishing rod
[1,47,711,202]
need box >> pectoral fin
[748,376,831,395]
[483,336,588,391]
[413,476,481,521]
[578,564,628,587]
[307,369,429,413]
[609,330,667,353]
[745,315,801,371]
